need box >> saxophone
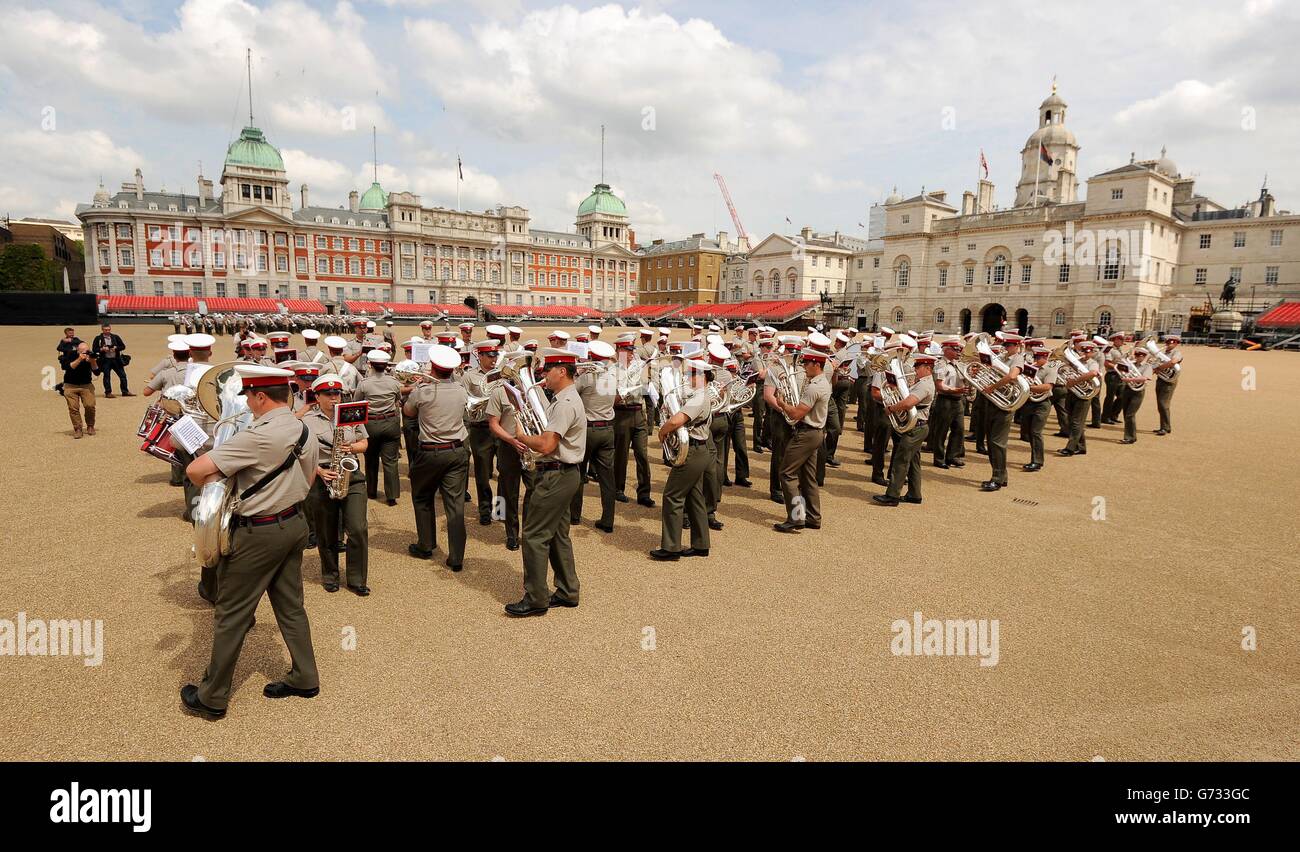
[326,424,361,500]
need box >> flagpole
[455,150,461,211]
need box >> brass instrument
[191,361,253,568]
[393,359,432,385]
[706,377,730,416]
[769,348,802,425]
[1049,343,1102,400]
[955,334,1031,412]
[499,352,547,471]
[721,369,757,413]
[656,364,690,467]
[1142,338,1181,381]
[1020,361,1051,403]
[868,349,918,433]
[326,422,361,500]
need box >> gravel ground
[1,323,1296,761]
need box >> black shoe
[570,517,582,525]
[975,447,988,455]
[681,548,710,557]
[1074,450,1087,455]
[769,492,783,504]
[980,480,1002,492]
[1057,449,1075,457]
[649,549,680,561]
[949,460,965,468]
[480,516,492,526]
[464,492,472,503]
[933,461,949,469]
[180,684,225,719]
[548,593,578,608]
[1022,463,1042,472]
[347,584,370,596]
[637,497,657,508]
[1119,438,1136,444]
[871,476,889,487]
[963,434,977,441]
[723,478,734,486]
[367,492,378,500]
[804,521,822,530]
[682,517,691,529]
[594,521,614,534]
[753,446,764,454]
[1087,424,1100,429]
[772,521,803,533]
[263,681,320,699]
[1153,429,1167,435]
[506,537,519,551]
[387,499,398,507]
[445,559,462,572]
[872,495,899,506]
[306,532,317,548]
[324,581,340,592]
[902,496,922,504]
[708,519,724,531]
[1052,432,1070,438]
[196,582,215,605]
[615,493,629,503]
[408,544,435,559]
[734,478,752,488]
[505,599,548,617]
[826,458,841,468]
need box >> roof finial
[246,48,254,125]
[1130,151,1135,164]
[1051,74,1057,95]
[1160,145,1167,158]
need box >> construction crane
[713,173,749,246]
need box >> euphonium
[656,364,690,467]
[500,352,547,471]
[1143,338,1181,380]
[393,359,432,385]
[191,361,253,568]
[955,334,1031,412]
[868,349,918,433]
[1020,360,1051,403]
[1049,343,1102,400]
[769,349,802,425]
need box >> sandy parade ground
[1,321,1296,761]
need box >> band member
[571,339,617,533]
[702,343,732,531]
[342,319,369,368]
[612,335,655,507]
[722,357,752,487]
[650,357,714,560]
[418,320,436,342]
[1019,346,1057,471]
[1087,336,1107,428]
[148,335,186,382]
[765,337,801,502]
[750,335,774,455]
[634,327,657,362]
[1154,331,1182,435]
[825,332,854,468]
[771,334,831,532]
[1051,332,1083,437]
[485,364,529,552]
[1060,340,1101,457]
[1101,332,1127,423]
[290,363,321,416]
[322,336,360,398]
[866,334,898,487]
[354,349,403,505]
[143,339,190,397]
[180,364,319,719]
[303,374,370,594]
[462,340,499,525]
[404,345,471,570]
[1118,348,1154,443]
[458,322,475,349]
[872,351,935,506]
[930,337,966,468]
[301,328,323,362]
[507,349,586,616]
[977,332,1024,492]
[268,331,291,351]
[249,338,275,366]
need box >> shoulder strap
[239,423,310,502]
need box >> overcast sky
[2,0,1297,243]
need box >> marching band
[131,317,1185,716]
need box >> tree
[0,244,60,291]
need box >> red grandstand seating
[343,301,385,314]
[105,296,198,313]
[617,304,684,320]
[1255,301,1300,328]
[383,302,477,318]
[487,305,602,321]
[281,299,328,313]
[203,297,279,313]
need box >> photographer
[60,342,99,438]
[55,327,81,394]
[92,323,134,397]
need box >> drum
[139,406,179,463]
[137,403,167,438]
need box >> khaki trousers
[63,384,96,430]
[1155,380,1176,433]
[886,422,929,499]
[986,406,1012,485]
[571,424,615,527]
[466,424,496,523]
[613,406,652,500]
[197,512,318,711]
[522,465,582,608]
[363,415,402,501]
[780,426,823,525]
[660,443,711,552]
[1121,387,1146,441]
[410,444,470,563]
[306,476,369,587]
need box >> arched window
[1140,308,1148,329]
[893,308,904,324]
[988,254,1008,285]
[896,260,910,288]
[1053,309,1066,326]
[935,308,945,325]
[1098,309,1113,327]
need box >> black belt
[468,421,489,428]
[615,405,643,411]
[535,461,577,472]
[689,438,708,447]
[420,440,464,450]
[793,423,822,431]
[587,419,612,428]
[369,411,398,420]
[712,412,729,420]
[232,506,299,527]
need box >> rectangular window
[237,282,248,297]
[333,237,344,250]
[964,267,974,285]
[150,249,163,267]
[295,235,306,248]
[148,225,161,240]
[276,254,288,272]
[354,258,365,276]
[256,254,268,272]
[1265,266,1279,285]
[1233,231,1246,248]
[1195,268,1207,285]
[380,261,391,277]
[317,256,329,274]
[1021,264,1032,283]
[213,252,225,269]
[320,287,328,300]
[333,258,344,275]
[1111,189,1123,200]
[296,257,307,274]
[316,235,327,249]
[153,281,164,297]
[938,268,947,288]
[123,279,134,294]
[1199,234,1211,249]
[1270,229,1283,247]
[120,247,134,267]
[1230,266,1242,283]
[258,283,269,298]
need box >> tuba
[868,349,918,433]
[1049,343,1102,400]
[955,334,1031,412]
[656,364,690,467]
[769,348,802,425]
[191,361,253,568]
[499,352,547,471]
[1020,360,1052,403]
[1142,338,1181,381]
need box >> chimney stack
[716,231,729,251]
[800,226,813,240]
[134,168,144,201]
[301,184,309,210]
[348,190,359,213]
[962,191,975,216]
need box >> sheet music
[566,341,589,359]
[411,342,434,363]
[168,414,209,454]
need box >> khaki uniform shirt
[680,384,713,442]
[576,369,616,421]
[1159,345,1182,384]
[206,406,318,516]
[908,375,936,423]
[355,373,404,417]
[503,341,523,354]
[1024,360,1059,389]
[543,383,586,463]
[485,383,519,436]
[798,371,832,429]
[407,379,469,443]
[150,355,175,377]
[302,407,369,461]
[460,365,492,423]
[635,342,658,363]
[934,358,965,394]
[147,364,186,392]
[612,357,645,406]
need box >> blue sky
[2,0,1297,243]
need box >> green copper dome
[224,126,285,171]
[577,182,626,217]
[359,181,388,211]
